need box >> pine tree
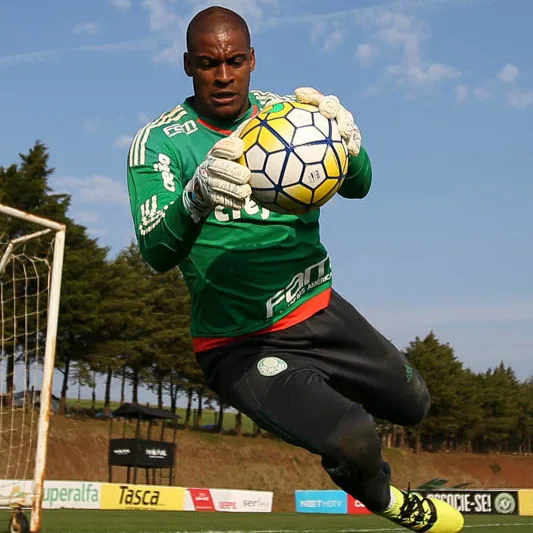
[1,142,108,411]
[405,332,465,451]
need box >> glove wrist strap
[183,164,213,223]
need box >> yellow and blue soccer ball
[238,100,349,215]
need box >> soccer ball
[238,100,349,215]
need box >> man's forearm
[136,197,204,272]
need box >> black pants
[196,289,430,512]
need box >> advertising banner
[0,480,33,508]
[210,488,273,512]
[423,490,519,515]
[518,490,533,516]
[347,494,371,515]
[0,480,101,510]
[294,490,348,514]
[295,489,525,516]
[187,488,215,511]
[44,481,101,509]
[100,483,185,511]
[184,488,273,512]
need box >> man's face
[184,28,255,121]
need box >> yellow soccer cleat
[380,485,464,533]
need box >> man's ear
[250,47,256,72]
[184,52,192,77]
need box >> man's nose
[215,62,233,83]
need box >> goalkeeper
[127,6,463,532]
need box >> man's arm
[337,147,372,199]
[127,130,203,272]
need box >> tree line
[1,142,532,454]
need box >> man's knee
[401,373,431,426]
[322,404,381,470]
[321,405,392,512]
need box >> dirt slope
[45,416,533,512]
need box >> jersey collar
[183,96,258,136]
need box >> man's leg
[295,291,464,532]
[196,296,464,531]
[197,340,392,512]
[300,290,431,426]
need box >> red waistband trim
[193,288,331,353]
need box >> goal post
[0,204,66,533]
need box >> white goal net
[0,204,65,533]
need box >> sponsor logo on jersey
[163,120,198,137]
[265,256,331,318]
[214,198,270,222]
[153,153,175,192]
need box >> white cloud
[140,0,280,64]
[0,50,57,68]
[366,300,533,329]
[144,0,181,33]
[0,39,151,70]
[359,9,461,88]
[85,228,110,237]
[111,0,132,11]
[311,20,327,43]
[140,0,188,64]
[370,10,424,50]
[77,40,154,54]
[454,76,533,109]
[154,41,183,64]
[388,61,460,87]
[455,84,468,102]
[472,86,491,101]
[454,83,496,105]
[114,135,134,149]
[295,5,463,90]
[506,90,533,109]
[136,0,530,103]
[74,211,100,224]
[84,118,102,132]
[498,63,519,84]
[73,22,101,35]
[323,29,344,52]
[186,0,279,27]
[54,176,129,205]
[138,112,151,124]
[310,19,345,52]
[355,43,378,66]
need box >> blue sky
[1,0,532,402]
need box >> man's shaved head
[186,6,251,52]
[183,6,255,121]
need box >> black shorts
[196,289,430,456]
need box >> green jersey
[127,90,372,340]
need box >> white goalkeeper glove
[294,87,361,156]
[183,136,251,222]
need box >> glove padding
[183,137,251,222]
[294,87,361,156]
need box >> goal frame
[0,204,66,533]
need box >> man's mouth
[211,92,237,105]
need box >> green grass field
[2,510,533,533]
